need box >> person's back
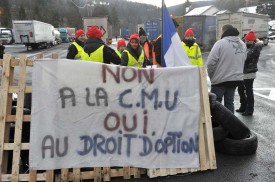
[207,24,247,113]
[81,26,121,65]
[207,27,246,85]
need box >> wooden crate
[0,54,216,182]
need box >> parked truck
[0,32,13,44]
[0,28,14,44]
[183,15,216,51]
[120,27,130,39]
[53,29,62,45]
[144,19,161,41]
[13,20,55,50]
[67,28,76,42]
[83,17,110,42]
[58,28,69,43]
[216,12,269,45]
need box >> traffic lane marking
[254,88,275,101]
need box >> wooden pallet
[0,54,216,181]
[147,67,217,177]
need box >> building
[185,5,219,16]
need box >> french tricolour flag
[162,3,191,67]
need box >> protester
[182,28,203,66]
[152,34,162,66]
[81,26,121,65]
[153,18,179,66]
[66,29,86,59]
[115,39,126,58]
[139,27,153,64]
[236,31,262,116]
[0,40,5,59]
[106,38,112,45]
[121,33,147,68]
[138,27,146,38]
[207,24,247,113]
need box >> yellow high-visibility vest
[72,42,84,60]
[123,50,144,68]
[81,45,104,63]
[182,42,203,66]
[115,50,122,58]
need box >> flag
[162,2,191,67]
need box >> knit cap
[86,26,103,38]
[75,29,85,38]
[244,31,257,41]
[117,39,126,49]
[184,28,194,37]
[129,33,140,42]
[139,27,146,36]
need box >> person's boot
[242,107,254,116]
[236,104,246,113]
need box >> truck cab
[0,28,14,44]
[0,33,13,44]
[58,28,69,43]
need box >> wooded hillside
[1,0,269,37]
[0,0,161,35]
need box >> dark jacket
[244,41,262,74]
[121,43,147,67]
[153,36,162,66]
[0,45,5,59]
[66,39,84,59]
[83,38,121,65]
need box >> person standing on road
[207,24,247,113]
[153,18,179,67]
[0,40,5,59]
[236,31,262,116]
[81,26,121,65]
[139,27,153,64]
[121,33,147,68]
[182,28,203,66]
[66,29,86,59]
[115,39,126,58]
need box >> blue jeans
[211,85,237,113]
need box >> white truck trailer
[216,12,270,45]
[12,20,55,50]
[83,17,111,43]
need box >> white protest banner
[29,60,201,170]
